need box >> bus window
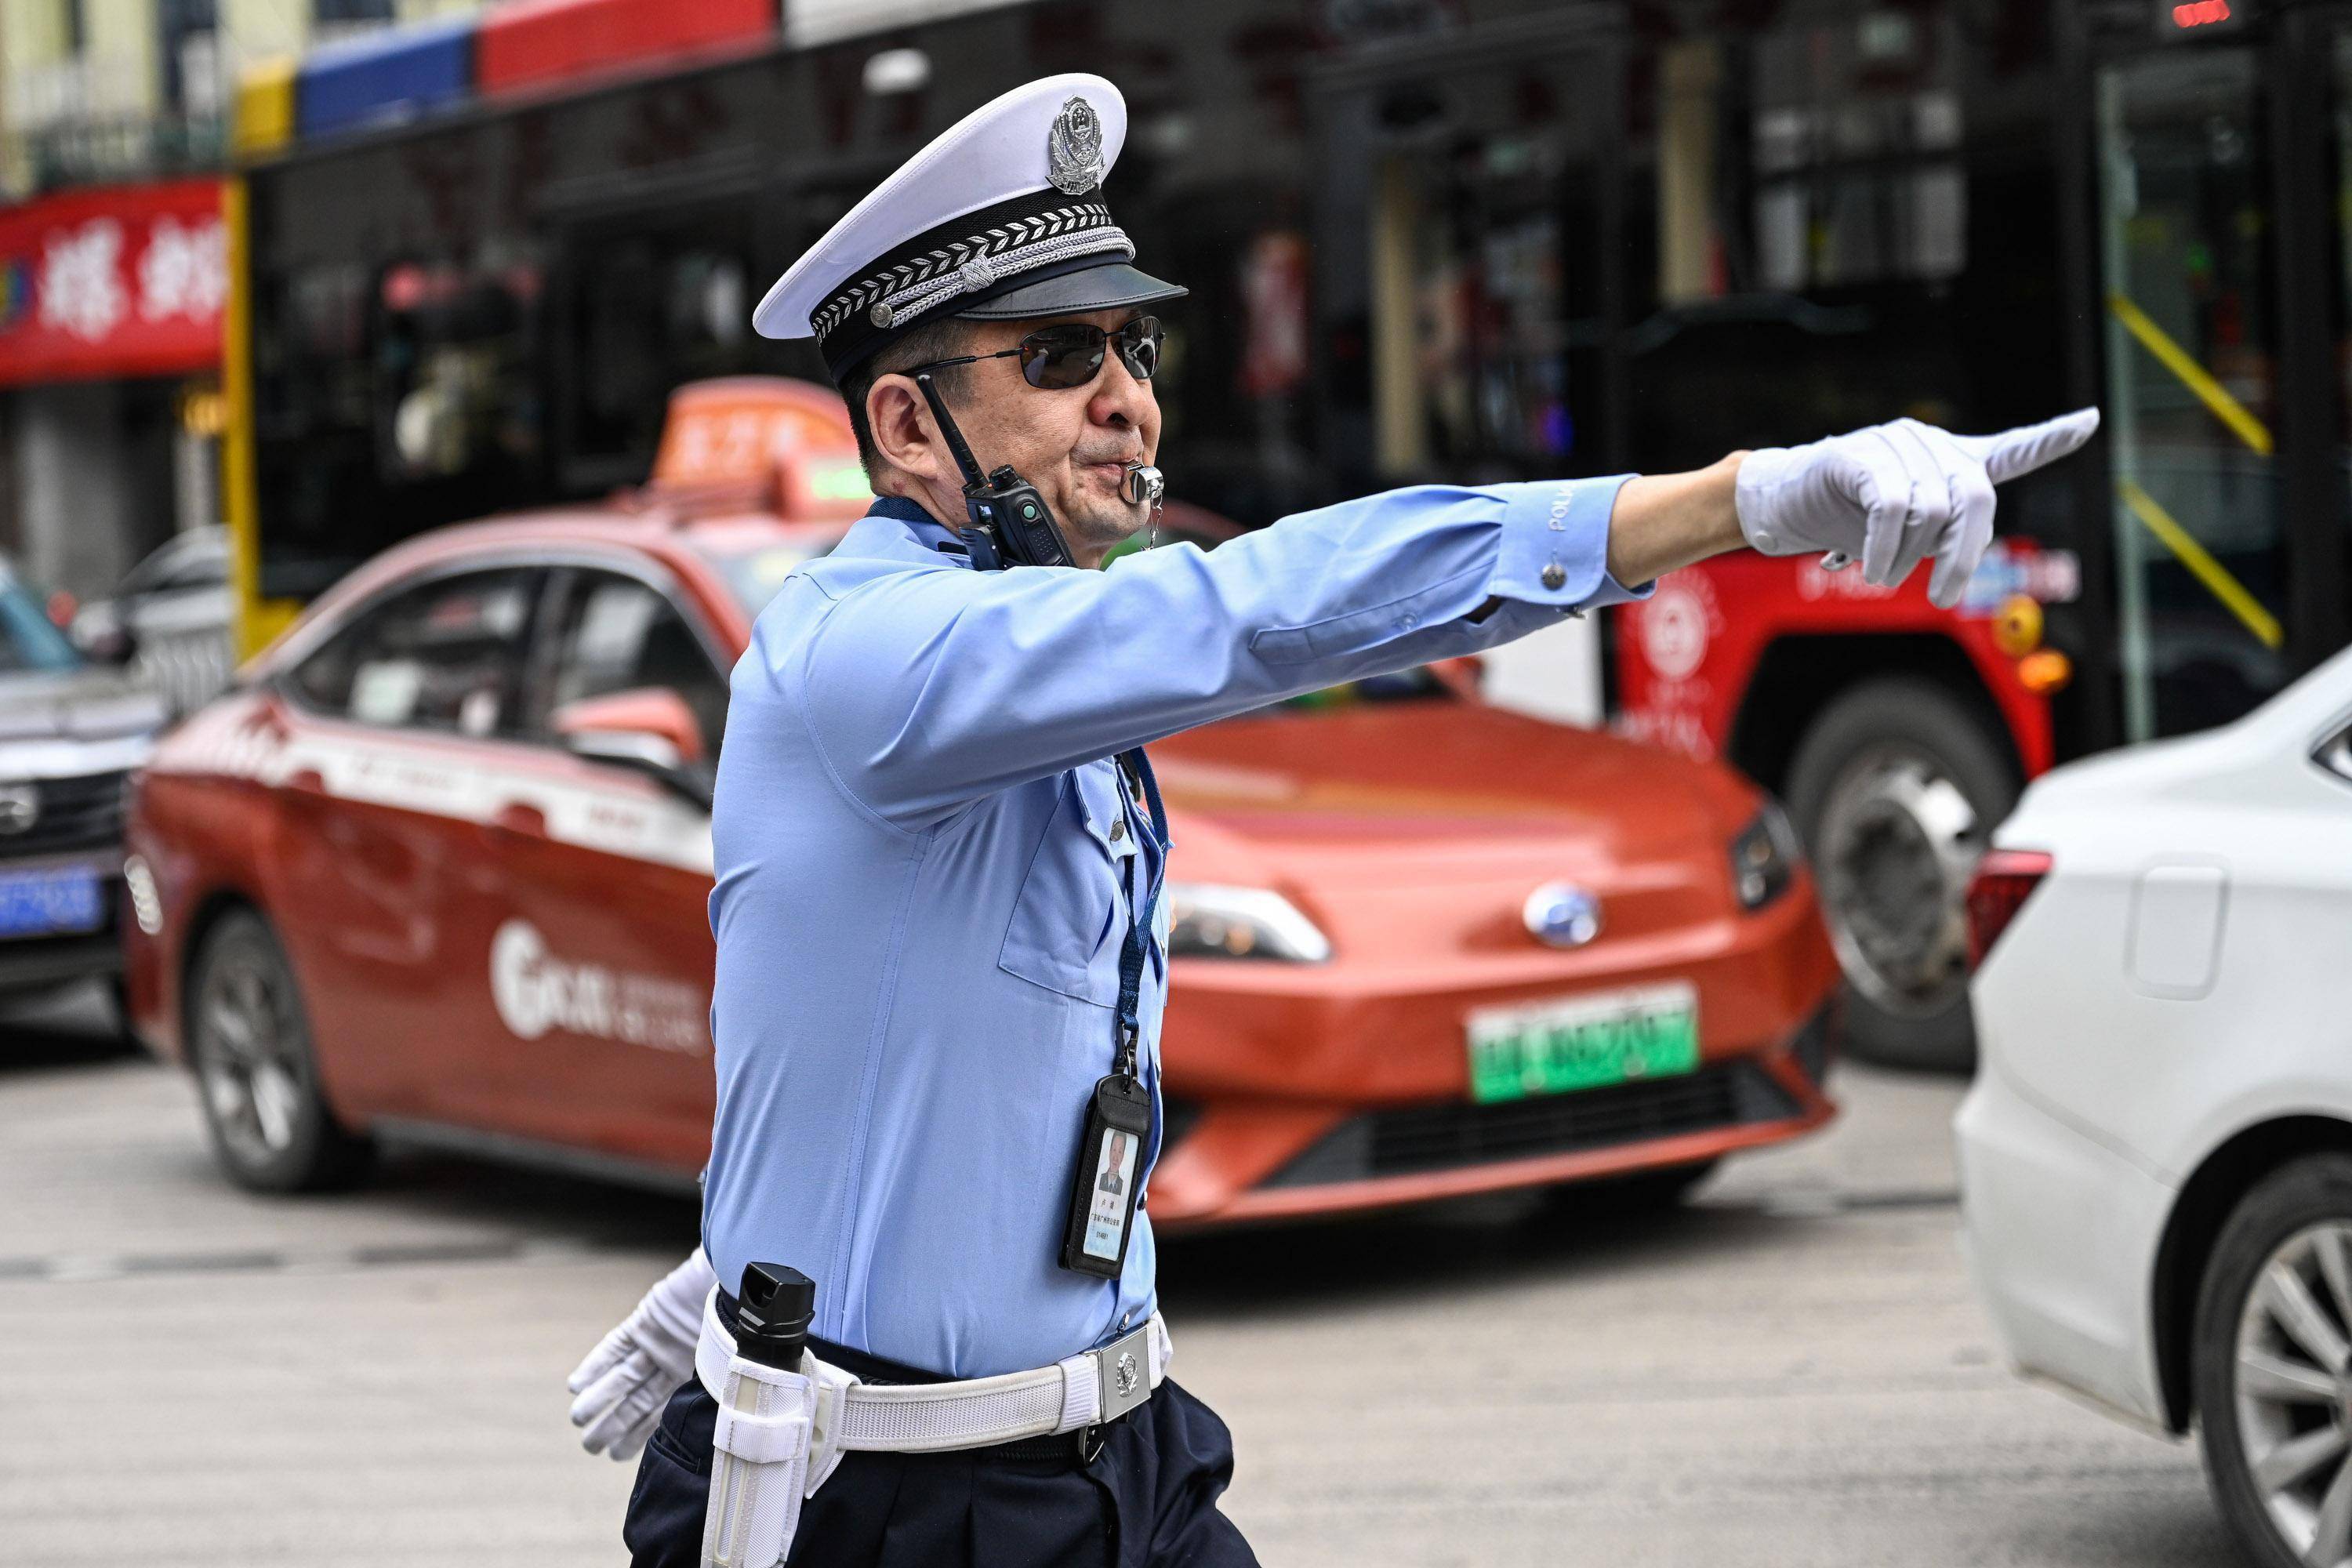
[1315,35,1619,490]
[2098,44,2286,740]
[1621,5,2020,471]
[2338,31,2352,571]
[550,206,768,495]
[252,190,548,601]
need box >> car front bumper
[1149,884,1841,1227]
[0,929,122,993]
[1955,1058,2177,1434]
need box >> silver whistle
[1123,463,1165,506]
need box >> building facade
[0,0,485,598]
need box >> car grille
[0,770,129,858]
[1258,1060,1804,1190]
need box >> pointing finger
[1951,407,2100,486]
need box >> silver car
[70,526,235,718]
[0,562,162,1009]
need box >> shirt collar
[839,495,974,570]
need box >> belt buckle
[1091,1322,1152,1426]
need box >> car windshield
[0,575,81,673]
[688,535,844,619]
[1105,521,1453,710]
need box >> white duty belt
[695,1287,1171,1568]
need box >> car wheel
[2194,1155,2352,1568]
[186,909,372,1192]
[1784,677,2019,1075]
[107,974,138,1044]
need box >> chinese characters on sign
[0,179,225,384]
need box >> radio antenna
[915,372,989,492]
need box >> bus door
[1308,19,1626,723]
[2089,2,2350,739]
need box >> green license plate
[1465,982,1700,1105]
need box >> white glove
[568,1246,717,1461]
[1734,408,2099,608]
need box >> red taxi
[123,379,1839,1224]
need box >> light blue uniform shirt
[704,478,1645,1377]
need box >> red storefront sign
[0,178,225,387]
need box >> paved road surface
[0,985,2229,1566]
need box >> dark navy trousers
[622,1339,1258,1568]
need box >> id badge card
[1060,1073,1152,1277]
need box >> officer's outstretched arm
[790,408,2096,829]
[792,477,1636,827]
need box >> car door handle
[485,801,548,841]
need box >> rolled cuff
[1489,476,1653,613]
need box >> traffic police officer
[565,73,2097,1568]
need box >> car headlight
[1730,800,1799,910]
[1163,882,1332,962]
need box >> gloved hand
[1734,408,2099,608]
[568,1247,717,1461]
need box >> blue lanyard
[1111,748,1166,1081]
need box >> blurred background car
[67,524,234,719]
[0,557,164,1026]
[119,378,1840,1219]
[1958,642,2352,1568]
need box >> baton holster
[699,1281,847,1568]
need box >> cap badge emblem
[1047,96,1105,194]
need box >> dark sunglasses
[905,315,1164,390]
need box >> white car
[1959,644,2352,1568]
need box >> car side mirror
[69,602,136,665]
[551,687,713,810]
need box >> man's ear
[866,375,949,488]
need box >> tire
[185,909,372,1192]
[107,974,138,1045]
[2192,1156,2352,1568]
[1784,677,2019,1074]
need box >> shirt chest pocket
[999,763,1139,1007]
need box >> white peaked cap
[753,74,1184,379]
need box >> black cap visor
[954,258,1187,322]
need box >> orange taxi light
[2016,648,2071,695]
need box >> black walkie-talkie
[916,372,1075,571]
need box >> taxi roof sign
[651,377,855,489]
[639,377,870,525]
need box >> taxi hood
[1149,701,1763,953]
